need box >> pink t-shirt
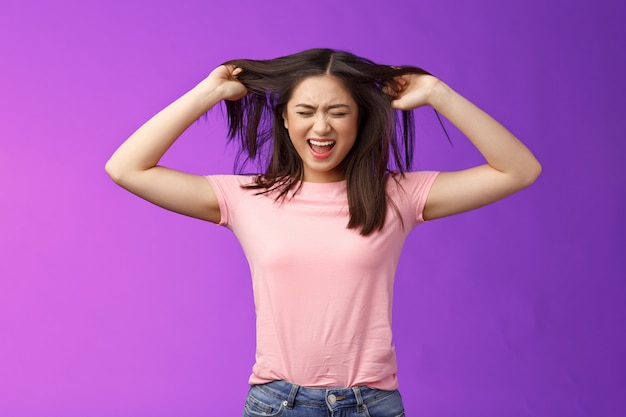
[206,171,438,390]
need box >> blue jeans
[242,380,405,417]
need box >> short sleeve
[394,171,439,224]
[205,175,254,227]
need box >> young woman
[106,48,541,417]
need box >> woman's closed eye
[294,109,350,117]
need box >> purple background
[1,0,624,416]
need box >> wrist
[191,78,226,109]
[426,80,453,110]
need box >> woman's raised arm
[390,74,542,220]
[105,65,247,223]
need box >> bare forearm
[105,78,223,180]
[429,81,541,182]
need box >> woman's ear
[282,111,289,129]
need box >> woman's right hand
[205,65,248,102]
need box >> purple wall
[1,0,624,416]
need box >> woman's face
[283,75,359,183]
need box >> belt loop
[285,382,300,409]
[352,386,365,413]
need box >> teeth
[309,139,335,146]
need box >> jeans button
[328,394,337,404]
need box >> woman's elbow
[104,157,127,185]
[519,159,542,188]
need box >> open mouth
[308,139,336,155]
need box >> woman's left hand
[388,73,442,111]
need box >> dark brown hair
[222,48,430,236]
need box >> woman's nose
[313,115,331,135]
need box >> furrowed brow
[294,104,350,109]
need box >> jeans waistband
[252,380,395,410]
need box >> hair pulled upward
[222,48,430,236]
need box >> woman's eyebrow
[294,103,351,109]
